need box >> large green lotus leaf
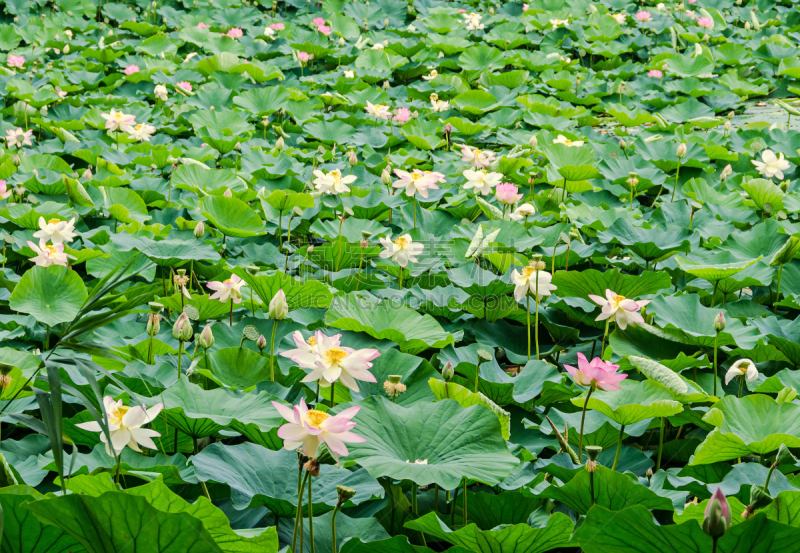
[304,120,357,144]
[762,491,800,527]
[262,189,314,213]
[231,268,333,309]
[325,295,455,355]
[23,490,224,553]
[189,109,251,136]
[88,186,150,223]
[675,256,761,283]
[458,45,504,72]
[404,511,573,553]
[475,359,565,406]
[665,53,715,77]
[674,495,747,526]
[205,347,270,389]
[459,491,542,529]
[161,378,282,439]
[597,219,696,261]
[691,395,800,464]
[279,510,390,553]
[350,347,440,405]
[752,316,800,366]
[551,268,671,300]
[646,295,762,349]
[191,442,383,516]
[541,143,601,182]
[539,466,674,515]
[570,380,683,426]
[232,86,289,115]
[8,266,88,327]
[429,379,510,440]
[200,196,265,237]
[741,178,785,212]
[345,396,519,488]
[110,234,221,266]
[0,485,81,552]
[575,505,800,553]
[158,294,232,320]
[173,165,244,194]
[67,475,278,553]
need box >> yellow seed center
[48,218,61,225]
[306,409,331,428]
[324,347,347,365]
[522,266,537,278]
[411,173,424,180]
[224,279,231,283]
[307,336,317,346]
[738,362,750,373]
[330,169,342,184]
[613,295,626,303]
[394,237,408,248]
[45,245,58,255]
[109,404,130,425]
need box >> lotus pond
[2,0,800,552]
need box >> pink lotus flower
[123,64,139,75]
[648,69,663,78]
[588,289,650,330]
[688,0,697,3]
[705,488,731,531]
[270,23,285,30]
[697,17,713,29]
[461,145,495,168]
[197,22,211,29]
[495,182,523,205]
[7,54,24,68]
[318,25,332,36]
[27,240,75,268]
[207,274,246,304]
[226,27,243,39]
[176,81,192,93]
[272,398,366,462]
[564,353,627,391]
[635,11,652,22]
[101,109,136,132]
[0,180,11,200]
[393,107,412,124]
[312,17,326,27]
[5,127,33,148]
[392,168,440,199]
[298,51,310,63]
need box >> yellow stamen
[522,266,537,278]
[307,336,317,346]
[45,245,58,256]
[394,236,408,248]
[324,347,347,365]
[613,295,626,303]
[224,279,231,283]
[109,404,130,426]
[306,409,331,428]
[47,218,61,225]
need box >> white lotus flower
[27,240,74,267]
[509,203,536,220]
[127,123,156,142]
[366,101,390,119]
[76,396,163,457]
[724,358,758,386]
[313,169,356,195]
[751,149,790,180]
[392,169,440,199]
[101,109,136,132]
[553,134,584,147]
[379,233,424,268]
[463,169,502,195]
[511,264,557,302]
[33,216,77,245]
[206,274,246,304]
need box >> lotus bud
[347,150,358,166]
[13,155,20,167]
[256,334,267,351]
[172,312,193,341]
[713,312,726,332]
[383,18,389,26]
[275,136,285,151]
[442,360,454,381]
[269,289,288,320]
[724,119,731,131]
[381,166,392,186]
[146,313,162,336]
[337,485,356,505]
[646,468,653,479]
[443,123,452,140]
[676,143,687,159]
[82,165,93,180]
[703,488,731,538]
[744,21,750,30]
[338,37,345,46]
[197,324,215,349]
[720,164,732,181]
[223,188,232,197]
[529,135,537,149]
[727,111,735,119]
[383,80,390,90]
[63,44,70,54]
[194,221,205,238]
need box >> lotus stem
[526,296,531,361]
[463,477,468,527]
[535,296,540,361]
[764,459,776,494]
[712,537,718,553]
[398,268,404,290]
[589,470,595,506]
[270,319,278,382]
[670,160,680,202]
[713,332,719,396]
[278,212,283,248]
[612,425,625,471]
[657,417,665,471]
[600,319,611,359]
[355,247,364,291]
[775,263,784,313]
[293,471,310,553]
[177,340,183,380]
[335,208,344,272]
[577,386,593,464]
[331,504,340,553]
[451,484,459,527]
[434,484,439,512]
[413,197,417,229]
[330,381,335,408]
[308,471,315,553]
[738,375,744,398]
[229,299,234,326]
[115,454,122,486]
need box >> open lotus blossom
[76,396,163,457]
[123,64,139,75]
[379,233,424,268]
[318,25,332,35]
[549,18,569,30]
[564,353,628,391]
[697,17,714,29]
[366,101,391,120]
[422,69,438,81]
[154,84,168,101]
[27,240,74,267]
[207,274,246,304]
[393,107,412,124]
[751,149,790,180]
[495,182,523,205]
[343,70,355,78]
[648,69,663,78]
[509,203,536,220]
[611,13,626,24]
[226,27,243,38]
[724,358,758,385]
[511,263,557,302]
[635,11,652,22]
[463,12,484,31]
[392,169,440,198]
[270,22,285,30]
[461,145,495,168]
[312,17,326,27]
[313,169,356,195]
[272,398,366,461]
[33,216,77,245]
[431,98,450,112]
[127,123,156,142]
[101,109,136,132]
[7,54,25,68]
[463,169,502,195]
[588,289,651,330]
[553,134,584,147]
[0,180,11,200]
[295,331,379,391]
[176,81,192,93]
[197,22,211,28]
[281,330,321,369]
[6,127,33,148]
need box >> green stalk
[713,332,719,396]
[535,275,540,360]
[577,386,593,464]
[589,470,595,506]
[330,382,335,408]
[463,478,468,527]
[526,295,531,361]
[600,319,611,359]
[612,425,625,471]
[657,417,665,471]
[670,161,680,202]
[774,262,784,313]
[293,471,310,553]
[115,454,122,486]
[450,485,459,527]
[413,197,417,229]
[330,505,340,553]
[269,319,278,382]
[308,472,315,553]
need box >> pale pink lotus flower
[697,17,714,29]
[379,234,424,268]
[564,353,627,391]
[207,274,246,304]
[123,64,139,75]
[0,180,11,200]
[461,145,495,168]
[463,169,502,195]
[101,109,136,132]
[7,54,24,68]
[27,239,74,267]
[33,216,77,245]
[705,488,731,528]
[272,398,366,462]
[318,25,332,36]
[588,289,650,330]
[298,51,310,63]
[197,22,211,29]
[648,69,663,78]
[127,123,156,142]
[5,127,33,148]
[689,0,697,3]
[281,330,322,369]
[226,27,243,38]
[270,22,285,30]
[511,264,556,302]
[635,11,652,22]
[393,107,412,124]
[176,81,192,93]
[76,396,163,457]
[423,170,447,185]
[366,101,390,119]
[312,17,326,27]
[611,13,626,24]
[223,188,233,197]
[495,182,523,205]
[295,330,380,391]
[392,168,439,199]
